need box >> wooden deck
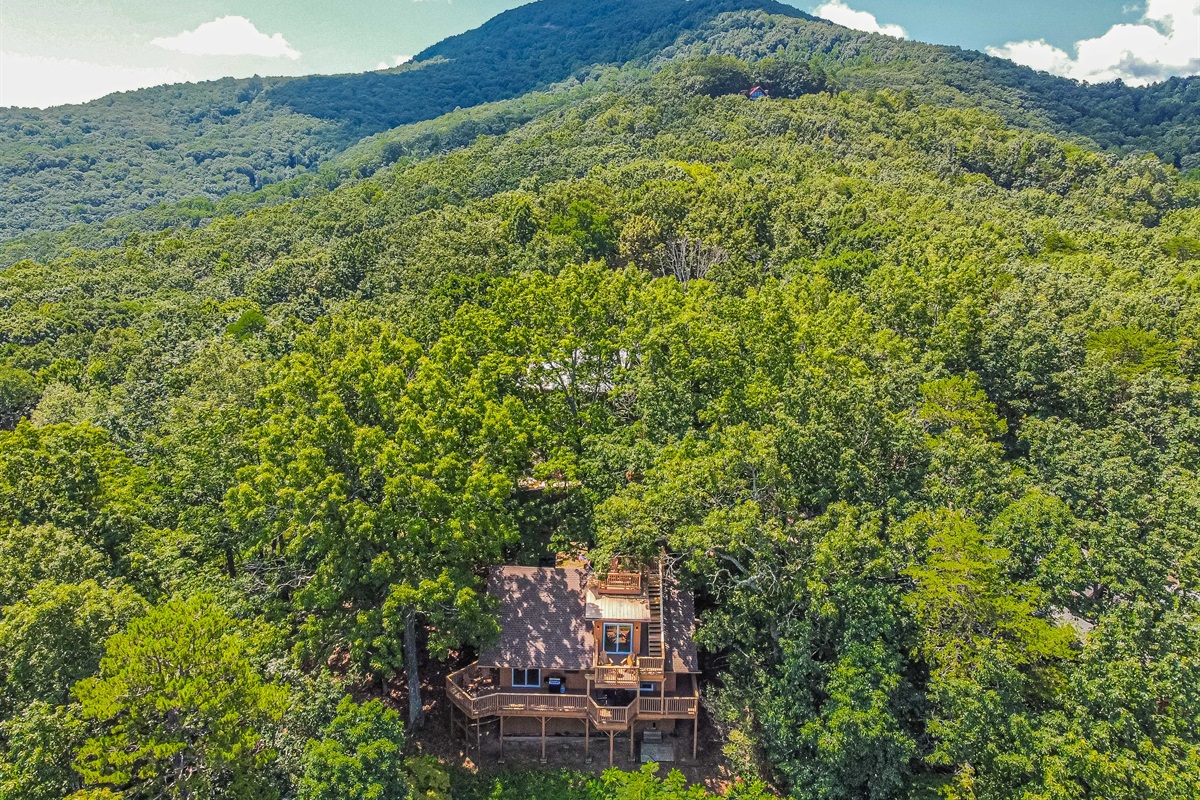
[594,657,664,687]
[447,664,698,729]
[597,570,642,594]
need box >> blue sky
[2,0,1198,108]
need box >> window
[640,681,657,694]
[603,623,634,655]
[512,668,540,688]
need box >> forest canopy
[1,14,1199,800]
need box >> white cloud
[151,16,300,60]
[0,51,190,108]
[813,1,906,38]
[988,0,1200,85]
[987,39,1075,75]
[375,54,414,70]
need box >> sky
[1,0,1198,109]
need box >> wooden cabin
[446,557,700,765]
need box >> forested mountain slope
[0,0,803,242]
[3,0,1200,244]
[0,78,609,266]
[1,56,1198,799]
[668,10,1200,168]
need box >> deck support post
[629,724,635,759]
[499,715,505,763]
[608,730,615,767]
[692,715,698,760]
[540,717,547,763]
[476,717,481,754]
[585,718,591,762]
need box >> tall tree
[903,510,1076,799]
[227,319,526,724]
[0,580,145,714]
[72,595,287,800]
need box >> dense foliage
[4,0,1200,245]
[2,12,1200,800]
[453,765,774,800]
[0,77,354,241]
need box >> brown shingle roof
[663,577,700,673]
[477,566,595,671]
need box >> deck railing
[637,657,665,677]
[594,664,640,687]
[639,696,663,715]
[447,662,698,725]
[663,695,698,716]
[597,571,642,593]
[449,687,588,720]
[592,657,664,685]
[497,692,588,715]
[585,693,699,726]
[588,696,636,727]
[630,695,698,717]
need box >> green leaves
[902,510,1076,794]
[904,510,1074,672]
[226,318,524,721]
[0,422,155,589]
[1031,603,1200,800]
[0,701,89,800]
[72,595,287,800]
[0,580,145,714]
[299,697,409,800]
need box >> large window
[603,623,634,656]
[512,668,540,688]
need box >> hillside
[3,0,1200,244]
[667,10,1200,167]
[0,0,804,242]
[1,46,1199,799]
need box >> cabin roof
[477,566,594,670]
[477,562,701,674]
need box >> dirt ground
[403,656,737,793]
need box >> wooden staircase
[647,560,664,661]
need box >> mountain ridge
[2,0,1199,244]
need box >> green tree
[0,421,148,568]
[227,320,523,725]
[547,200,617,261]
[72,595,288,800]
[1030,604,1200,800]
[299,696,409,800]
[601,763,775,799]
[903,510,1076,798]
[0,524,110,606]
[0,366,37,429]
[504,197,538,247]
[0,701,89,800]
[752,57,827,98]
[662,55,752,98]
[0,580,145,714]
